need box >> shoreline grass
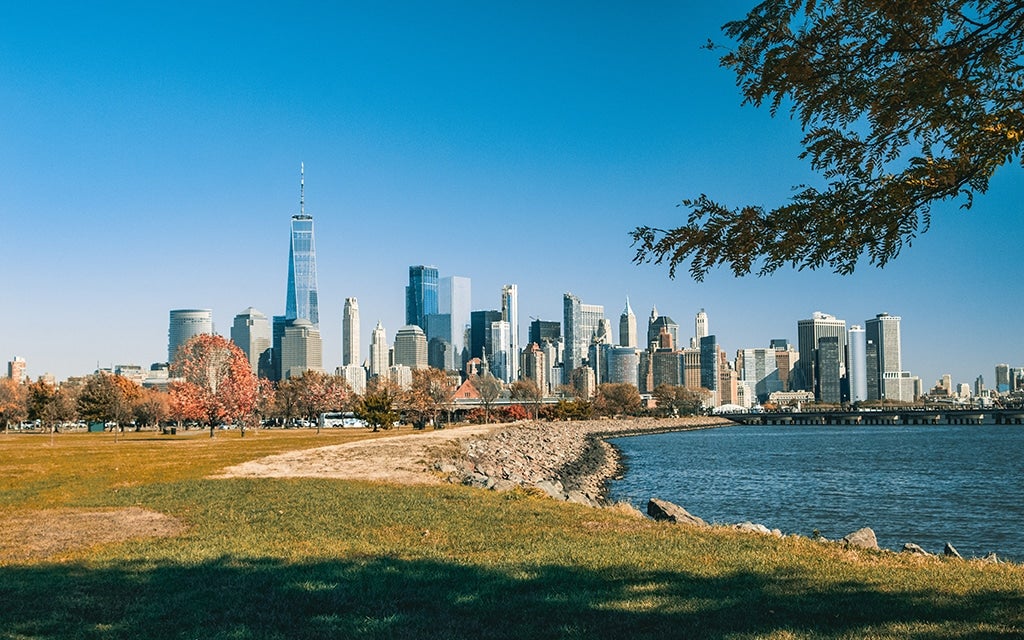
[1,428,1022,639]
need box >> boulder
[647,498,708,527]
[842,527,879,550]
[734,522,772,535]
[982,552,999,564]
[901,543,933,556]
[944,542,962,559]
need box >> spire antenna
[300,162,305,216]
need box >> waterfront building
[336,364,367,395]
[563,293,604,383]
[168,309,213,364]
[529,319,561,346]
[285,165,319,328]
[606,347,640,387]
[738,347,782,403]
[393,325,428,370]
[369,321,388,378]
[847,326,868,403]
[883,371,921,402]
[342,298,360,367]
[796,312,847,397]
[774,345,797,392]
[501,284,520,381]
[280,319,323,379]
[406,265,439,331]
[439,275,471,367]
[619,298,637,348]
[7,356,26,382]
[865,312,901,399]
[647,311,680,353]
[817,336,842,404]
[231,307,272,377]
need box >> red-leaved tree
[169,334,258,438]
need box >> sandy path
[214,424,503,484]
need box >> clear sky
[2,2,1021,389]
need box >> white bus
[318,412,367,428]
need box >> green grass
[1,429,1022,639]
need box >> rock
[566,490,597,507]
[842,527,879,550]
[734,522,772,535]
[534,480,565,500]
[646,498,708,527]
[771,529,783,538]
[982,552,999,564]
[944,542,962,559]
[901,543,933,556]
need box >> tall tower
[230,307,271,376]
[285,163,320,327]
[168,309,213,363]
[619,297,637,348]
[406,265,439,330]
[369,321,388,378]
[796,311,847,397]
[501,284,519,381]
[563,293,604,383]
[865,312,901,399]
[440,275,471,367]
[393,325,428,370]
[343,298,360,366]
[695,309,709,342]
[848,325,867,403]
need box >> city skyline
[2,2,1021,387]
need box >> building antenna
[300,162,305,216]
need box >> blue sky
[2,1,1021,388]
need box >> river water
[606,424,1024,561]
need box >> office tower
[647,311,680,352]
[428,337,454,371]
[865,312,901,398]
[651,350,682,388]
[682,348,702,389]
[501,284,519,381]
[285,164,319,327]
[695,308,709,342]
[489,320,512,382]
[7,356,26,381]
[570,366,596,399]
[440,275,471,367]
[529,320,561,346]
[406,265,439,330]
[470,310,502,361]
[342,298,360,367]
[618,298,638,348]
[522,342,546,393]
[394,325,428,370]
[271,315,287,381]
[336,364,367,395]
[847,326,868,403]
[700,335,720,404]
[995,363,1010,393]
[541,340,561,395]
[774,344,797,392]
[369,321,388,378]
[606,347,640,387]
[817,336,842,403]
[975,375,985,396]
[738,348,782,403]
[769,338,790,350]
[796,311,847,394]
[388,365,414,390]
[718,351,738,405]
[168,309,213,363]
[588,341,610,385]
[563,293,605,383]
[280,319,323,379]
[230,307,271,376]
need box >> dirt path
[213,424,504,484]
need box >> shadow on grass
[0,555,1020,639]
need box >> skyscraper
[848,325,868,403]
[700,335,720,405]
[695,308,709,343]
[394,325,428,370]
[343,298,360,366]
[619,298,637,348]
[168,309,213,363]
[501,284,519,381]
[647,310,680,352]
[470,309,501,360]
[230,307,271,376]
[865,312,901,399]
[285,164,319,327]
[563,293,604,383]
[369,321,388,378]
[7,356,26,382]
[406,265,439,330]
[280,319,323,379]
[440,275,471,367]
[796,311,847,396]
[817,336,842,403]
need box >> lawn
[1,428,1021,639]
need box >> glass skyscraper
[406,265,439,330]
[285,213,319,327]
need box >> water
[607,424,1024,560]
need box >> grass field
[1,427,1022,639]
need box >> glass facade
[285,214,319,327]
[406,265,439,330]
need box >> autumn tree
[0,378,28,432]
[406,368,458,429]
[594,383,643,417]
[77,373,132,428]
[132,387,170,429]
[26,378,78,433]
[509,378,544,420]
[634,1,1024,280]
[169,334,258,438]
[289,370,350,433]
[470,371,504,424]
[652,385,708,417]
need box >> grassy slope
[1,428,1021,640]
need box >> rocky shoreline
[433,417,732,507]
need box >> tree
[289,370,350,433]
[0,378,28,432]
[355,377,400,432]
[470,371,504,424]
[652,385,709,417]
[509,378,544,420]
[407,368,458,429]
[77,373,132,430]
[633,1,1024,280]
[169,334,259,438]
[594,383,643,417]
[133,387,170,429]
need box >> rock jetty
[434,417,729,507]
